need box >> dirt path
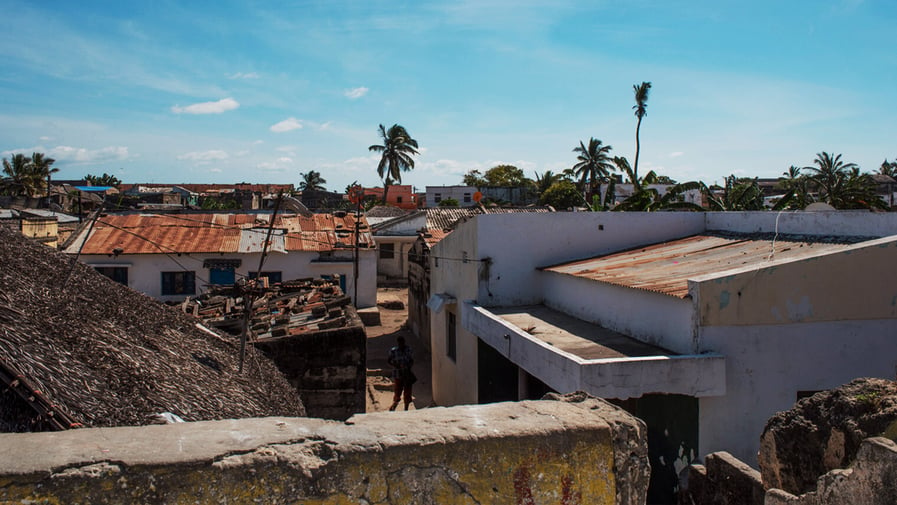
[365,287,432,412]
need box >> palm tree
[879,159,897,178]
[801,152,884,209]
[298,170,327,192]
[534,170,562,195]
[30,152,58,201]
[1,153,33,196]
[572,138,615,206]
[632,81,652,184]
[803,152,857,204]
[612,156,703,211]
[368,124,419,205]
[84,173,122,187]
[704,175,772,211]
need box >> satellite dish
[473,191,483,203]
[805,202,836,212]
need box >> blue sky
[1,0,894,192]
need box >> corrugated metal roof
[543,232,867,298]
[69,211,373,255]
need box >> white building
[424,210,897,475]
[64,211,377,308]
[424,186,480,207]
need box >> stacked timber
[181,278,354,341]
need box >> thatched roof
[0,226,305,432]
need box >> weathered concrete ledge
[0,395,648,504]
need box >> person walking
[387,336,415,411]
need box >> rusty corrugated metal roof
[542,232,867,298]
[423,206,554,245]
[70,212,373,255]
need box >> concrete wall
[474,212,706,307]
[80,249,378,308]
[694,237,897,327]
[697,319,897,466]
[465,302,725,400]
[425,185,478,207]
[691,237,897,464]
[704,210,897,237]
[254,317,366,421]
[374,235,417,280]
[429,218,481,406]
[542,272,696,354]
[0,396,650,505]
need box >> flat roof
[490,305,672,360]
[542,232,869,298]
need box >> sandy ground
[365,287,433,412]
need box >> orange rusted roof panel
[543,232,864,298]
[75,211,373,255]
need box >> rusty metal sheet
[543,233,858,298]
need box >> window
[161,271,196,295]
[209,267,235,286]
[435,193,442,203]
[249,271,282,284]
[464,193,471,203]
[95,267,128,285]
[380,242,395,259]
[396,196,403,203]
[447,312,457,362]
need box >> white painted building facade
[426,211,897,466]
[65,211,378,308]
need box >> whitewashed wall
[541,273,696,354]
[80,249,378,308]
[698,320,897,465]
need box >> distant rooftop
[542,231,873,298]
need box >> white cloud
[171,97,240,115]
[319,121,333,130]
[228,72,259,80]
[344,87,369,99]
[270,117,303,133]
[669,151,684,158]
[209,167,223,173]
[257,157,294,171]
[252,140,264,145]
[177,150,229,161]
[39,136,52,141]
[48,145,130,163]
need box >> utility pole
[239,191,283,372]
[353,190,361,306]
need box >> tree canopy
[298,170,327,192]
[1,152,57,197]
[84,173,122,187]
[369,124,418,205]
[539,180,582,210]
[462,164,532,187]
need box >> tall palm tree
[572,138,614,206]
[30,152,58,200]
[298,170,327,192]
[632,82,652,185]
[879,159,897,178]
[1,153,33,196]
[368,124,419,205]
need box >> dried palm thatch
[0,226,305,432]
